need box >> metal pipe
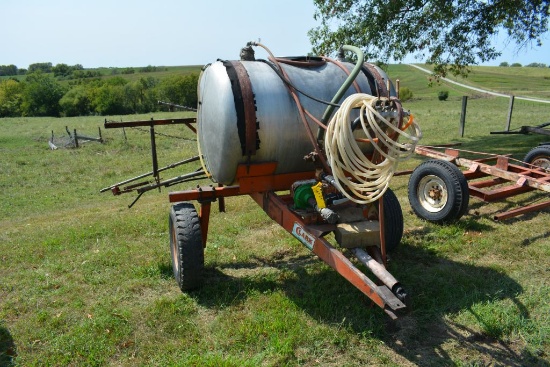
[150,125,159,185]
[99,156,201,193]
[137,170,205,193]
[351,247,398,290]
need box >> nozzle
[391,284,409,305]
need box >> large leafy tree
[59,85,92,117]
[0,79,24,117]
[309,0,550,76]
[158,73,199,108]
[21,72,66,116]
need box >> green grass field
[1,64,549,366]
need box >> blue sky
[2,0,549,69]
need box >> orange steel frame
[102,117,406,317]
[412,146,550,220]
[168,162,405,318]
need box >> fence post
[505,95,515,131]
[98,127,103,143]
[74,128,79,148]
[459,96,468,137]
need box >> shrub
[121,67,135,74]
[438,90,449,101]
[59,86,91,116]
[399,87,413,101]
[0,79,24,117]
[511,63,522,67]
[21,72,66,116]
[499,62,509,67]
[140,65,157,73]
[158,73,199,108]
[526,62,547,68]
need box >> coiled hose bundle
[324,93,422,204]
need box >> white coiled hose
[324,93,421,204]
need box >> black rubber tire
[380,188,403,252]
[408,159,469,223]
[523,145,550,170]
[169,202,204,291]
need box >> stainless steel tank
[197,58,395,185]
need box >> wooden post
[74,128,79,148]
[396,79,400,99]
[459,96,468,137]
[506,95,515,131]
[98,127,103,143]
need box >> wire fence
[49,126,103,149]
[128,126,196,142]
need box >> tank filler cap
[240,45,255,61]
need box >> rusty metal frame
[101,118,201,207]
[413,145,550,220]
[104,118,197,184]
[168,162,406,318]
[101,92,408,316]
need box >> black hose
[257,59,341,108]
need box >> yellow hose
[324,93,421,204]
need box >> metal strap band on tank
[362,63,388,98]
[231,61,259,156]
[221,60,246,155]
[222,60,259,157]
[360,65,378,97]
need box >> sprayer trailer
[102,43,421,319]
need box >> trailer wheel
[169,202,204,291]
[380,188,403,252]
[523,145,550,170]
[408,159,469,223]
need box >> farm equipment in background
[403,120,550,224]
[491,121,550,170]
[404,145,550,222]
[522,143,550,170]
[102,42,422,319]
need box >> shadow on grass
[178,241,546,367]
[466,191,550,222]
[0,322,16,367]
[381,243,547,367]
[443,132,546,160]
[519,231,550,247]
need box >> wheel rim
[531,156,550,170]
[170,221,180,275]
[418,174,448,213]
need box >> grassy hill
[88,65,203,82]
[386,63,550,100]
[0,63,549,366]
[1,65,203,82]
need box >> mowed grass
[400,63,550,99]
[1,64,549,366]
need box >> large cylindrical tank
[197,57,395,185]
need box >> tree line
[499,62,548,68]
[0,69,199,118]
